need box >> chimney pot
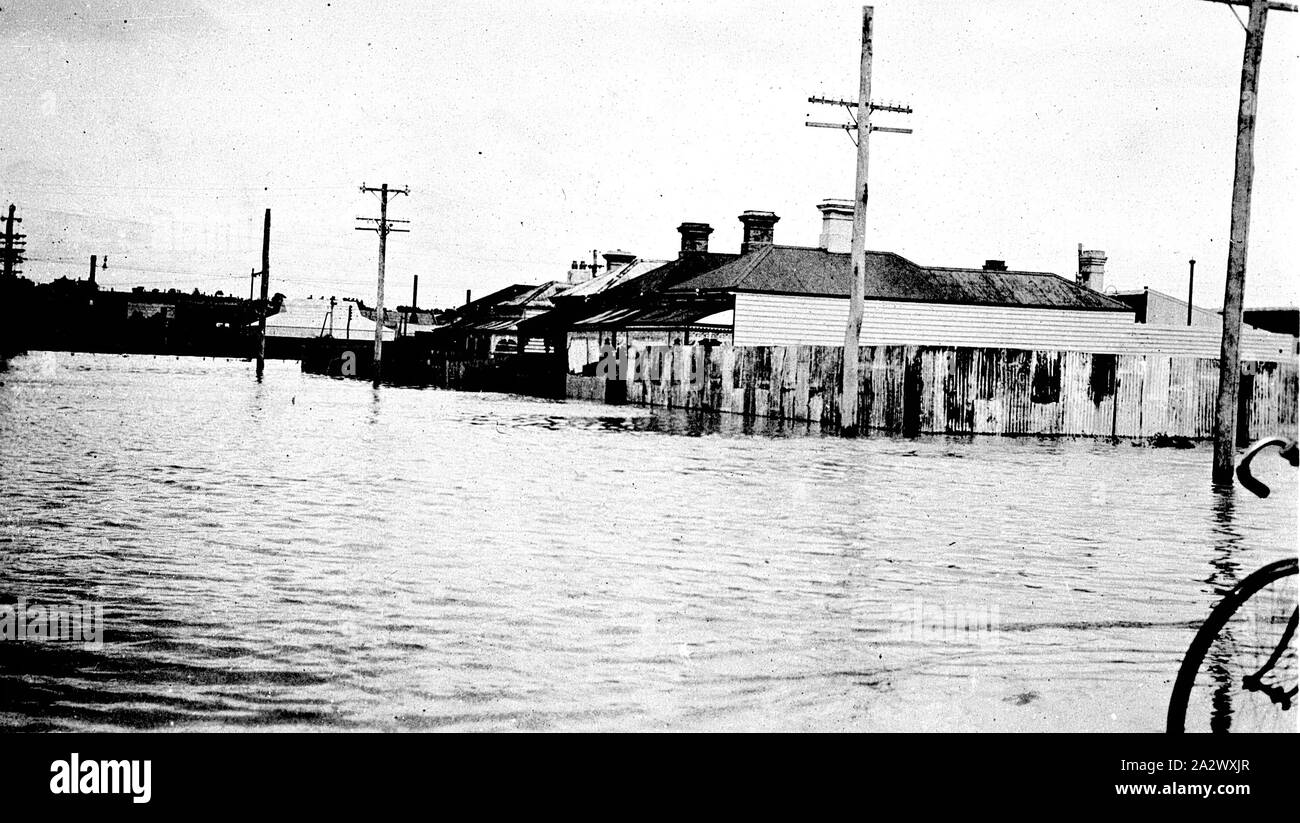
[738,210,780,254]
[602,250,636,272]
[816,199,854,254]
[1077,246,1107,292]
[677,222,714,256]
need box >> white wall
[733,292,1295,361]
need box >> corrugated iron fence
[569,344,1298,440]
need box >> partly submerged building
[423,282,569,358]
[518,223,740,372]
[547,201,1295,370]
[255,296,392,341]
[1112,287,1298,355]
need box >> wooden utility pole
[805,6,912,434]
[356,183,410,387]
[256,208,270,378]
[1205,0,1296,483]
[842,7,874,436]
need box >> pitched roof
[571,295,734,330]
[254,297,393,340]
[560,252,738,304]
[670,245,1131,311]
[561,259,671,299]
[457,284,537,316]
[496,281,567,308]
[521,252,739,337]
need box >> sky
[2,0,1298,309]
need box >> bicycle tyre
[1167,557,1298,733]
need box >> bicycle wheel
[1168,557,1298,733]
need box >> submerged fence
[568,344,1298,440]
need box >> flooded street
[1,351,1295,731]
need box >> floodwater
[0,351,1295,732]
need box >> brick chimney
[602,250,636,272]
[1077,245,1107,292]
[816,199,853,254]
[738,211,780,254]
[677,222,713,256]
[982,259,1007,272]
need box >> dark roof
[521,252,738,337]
[430,282,558,337]
[557,251,738,306]
[559,259,671,299]
[456,284,536,316]
[669,245,1131,311]
[496,281,566,308]
[571,295,733,331]
[1243,307,1299,337]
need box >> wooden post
[256,208,270,378]
[408,274,418,337]
[1186,259,1196,326]
[840,5,874,436]
[1213,0,1269,483]
[346,304,353,340]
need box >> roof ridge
[732,245,775,289]
[925,265,1058,277]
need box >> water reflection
[1206,490,1242,732]
[0,352,1295,732]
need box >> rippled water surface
[1,352,1295,731]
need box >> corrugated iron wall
[577,344,1298,440]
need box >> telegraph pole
[806,5,913,435]
[2,204,26,278]
[256,208,270,379]
[356,183,410,387]
[1203,0,1296,483]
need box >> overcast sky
[3,0,1297,309]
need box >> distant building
[1111,287,1221,328]
[543,200,1296,369]
[126,302,174,321]
[664,204,1134,353]
[425,282,568,358]
[1243,307,1299,338]
[254,297,393,342]
[1111,288,1297,355]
